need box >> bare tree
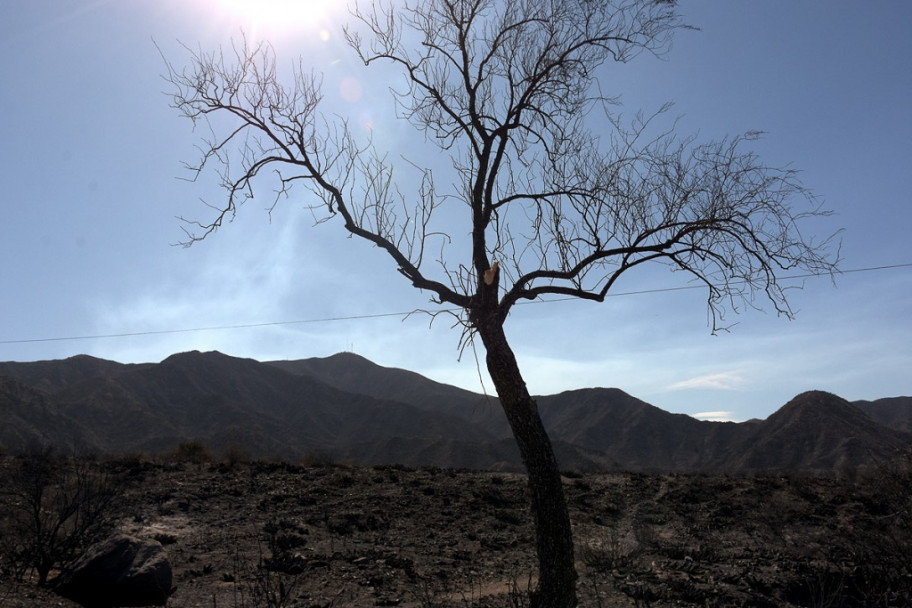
[163,1,839,605]
[0,448,122,587]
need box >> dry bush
[222,444,251,469]
[0,447,123,586]
[842,450,912,606]
[168,439,215,465]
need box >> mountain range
[1,350,909,473]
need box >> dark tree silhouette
[0,448,122,587]
[164,1,839,605]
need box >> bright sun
[212,0,345,39]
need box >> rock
[54,534,172,607]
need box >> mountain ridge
[1,350,909,472]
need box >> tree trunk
[477,321,578,608]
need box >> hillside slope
[1,351,908,472]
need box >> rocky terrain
[2,454,911,607]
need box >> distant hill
[1,351,909,473]
[854,396,912,432]
[0,376,90,451]
[719,391,909,472]
[535,388,746,472]
[267,352,505,429]
[44,351,491,463]
[0,355,146,394]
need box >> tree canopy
[165,2,839,605]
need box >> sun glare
[210,0,345,39]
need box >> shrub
[0,447,123,586]
[844,449,912,605]
[169,440,215,464]
[299,451,335,468]
[222,444,251,468]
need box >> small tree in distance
[164,1,840,605]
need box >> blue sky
[1,1,910,422]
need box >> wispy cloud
[667,372,743,391]
[691,410,735,422]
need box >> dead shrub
[169,439,215,465]
[0,447,123,586]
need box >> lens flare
[210,0,344,39]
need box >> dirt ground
[2,457,911,607]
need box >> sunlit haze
[0,1,910,423]
[205,0,344,39]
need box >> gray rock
[54,534,172,607]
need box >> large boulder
[54,534,173,607]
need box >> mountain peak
[162,350,217,362]
[760,390,878,437]
[787,389,846,405]
[772,390,863,422]
[160,350,262,368]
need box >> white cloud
[691,411,735,422]
[667,372,743,391]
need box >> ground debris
[2,460,910,607]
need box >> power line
[1,262,909,346]
[0,312,410,345]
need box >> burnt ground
[2,457,911,607]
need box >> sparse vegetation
[2,457,911,606]
[0,447,123,587]
[221,445,251,469]
[168,439,216,465]
[225,537,305,608]
[836,448,912,606]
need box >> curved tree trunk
[477,321,578,608]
